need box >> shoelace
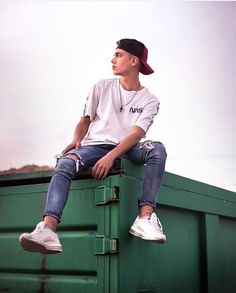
[151,215,163,233]
[34,222,48,233]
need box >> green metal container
[0,159,235,293]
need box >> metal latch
[94,235,118,255]
[95,186,119,205]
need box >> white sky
[0,1,236,192]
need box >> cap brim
[140,61,154,75]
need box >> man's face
[111,48,134,76]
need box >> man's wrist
[72,138,80,144]
[107,150,118,161]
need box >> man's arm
[62,116,91,155]
[92,125,145,179]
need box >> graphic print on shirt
[129,107,144,114]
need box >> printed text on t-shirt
[129,107,143,113]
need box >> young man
[19,38,167,254]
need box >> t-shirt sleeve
[134,99,159,133]
[82,83,99,121]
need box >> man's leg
[124,141,167,243]
[43,145,115,229]
[43,154,80,232]
[19,145,113,253]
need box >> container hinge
[94,235,119,255]
[95,186,119,205]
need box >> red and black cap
[116,38,154,75]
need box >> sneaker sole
[20,236,63,254]
[129,227,166,244]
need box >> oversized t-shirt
[81,78,159,146]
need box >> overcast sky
[0,1,236,192]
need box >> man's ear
[131,56,139,67]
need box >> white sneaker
[129,213,166,244]
[19,221,63,254]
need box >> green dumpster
[0,159,235,293]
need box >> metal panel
[0,159,236,292]
[219,216,236,293]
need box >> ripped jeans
[44,141,167,221]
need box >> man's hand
[92,126,145,179]
[62,141,81,155]
[92,154,114,180]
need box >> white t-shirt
[82,78,159,146]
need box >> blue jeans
[44,141,167,221]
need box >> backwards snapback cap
[116,38,154,75]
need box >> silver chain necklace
[118,84,138,112]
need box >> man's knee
[148,142,167,161]
[65,154,79,160]
[55,155,79,174]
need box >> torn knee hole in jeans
[140,140,154,150]
[55,153,83,172]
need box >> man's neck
[119,76,142,91]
